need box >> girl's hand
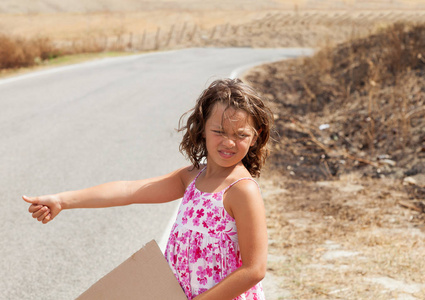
[22,195,62,224]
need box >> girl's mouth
[219,150,235,158]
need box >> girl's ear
[250,129,262,147]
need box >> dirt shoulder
[258,170,425,299]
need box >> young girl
[23,78,273,300]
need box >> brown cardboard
[76,240,187,300]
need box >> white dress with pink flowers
[164,167,265,300]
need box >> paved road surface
[0,47,313,299]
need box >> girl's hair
[178,78,273,177]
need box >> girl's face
[204,102,257,169]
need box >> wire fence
[54,10,425,53]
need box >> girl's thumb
[22,195,38,204]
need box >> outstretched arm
[23,166,192,224]
[193,180,268,300]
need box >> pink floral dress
[164,167,265,300]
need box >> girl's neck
[203,162,247,179]
[195,163,245,194]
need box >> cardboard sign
[77,240,187,300]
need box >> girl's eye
[213,130,224,134]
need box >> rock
[403,174,425,187]
[365,277,425,294]
[321,250,360,261]
[379,159,396,166]
[405,162,425,176]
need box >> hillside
[1,0,425,72]
[0,0,288,14]
[1,0,425,13]
[246,22,425,182]
[243,22,425,298]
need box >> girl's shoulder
[226,176,260,195]
[229,164,256,181]
[224,165,260,194]
[223,172,262,220]
[179,164,206,189]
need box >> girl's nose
[222,135,236,148]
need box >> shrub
[0,35,60,69]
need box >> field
[2,1,425,299]
[2,1,425,70]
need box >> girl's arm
[193,180,268,300]
[23,166,192,224]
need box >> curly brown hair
[178,78,273,177]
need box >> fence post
[166,24,175,48]
[210,25,217,39]
[178,22,187,43]
[222,23,229,36]
[155,27,161,50]
[114,34,120,51]
[128,32,133,50]
[190,24,198,41]
[141,29,146,51]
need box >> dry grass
[2,9,425,70]
[0,35,60,69]
[245,22,425,182]
[260,172,425,299]
[0,9,271,70]
[244,20,425,299]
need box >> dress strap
[194,166,207,182]
[223,177,260,194]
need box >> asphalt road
[0,47,313,299]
